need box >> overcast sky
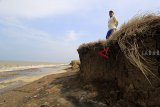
[0,0,160,62]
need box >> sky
[0,0,160,63]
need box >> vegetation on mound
[70,60,80,69]
[78,14,160,86]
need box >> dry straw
[115,14,160,86]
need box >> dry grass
[70,60,80,69]
[116,14,160,86]
[78,40,107,50]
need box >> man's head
[109,10,114,18]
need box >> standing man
[106,10,118,39]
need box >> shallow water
[0,64,70,94]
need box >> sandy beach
[0,67,80,107]
[0,65,107,107]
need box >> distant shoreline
[0,60,68,66]
[0,60,68,72]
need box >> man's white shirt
[108,15,118,30]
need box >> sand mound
[77,14,160,106]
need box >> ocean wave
[0,64,68,72]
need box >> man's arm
[113,16,118,27]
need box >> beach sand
[0,67,77,107]
[0,67,106,107]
